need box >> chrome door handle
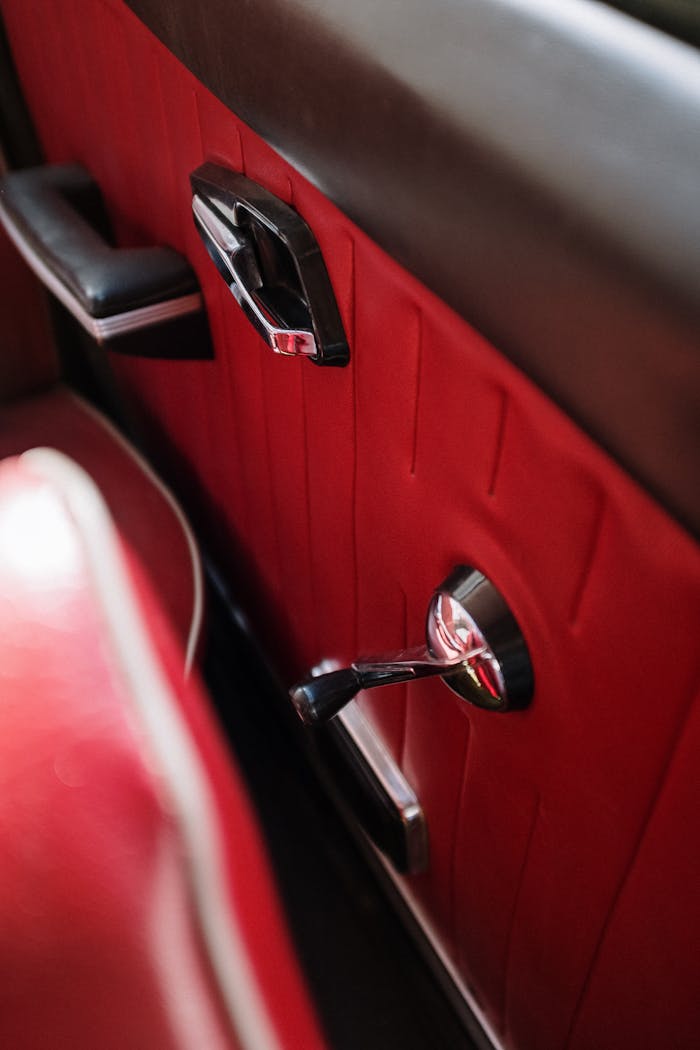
[191,163,349,366]
[192,194,317,357]
[290,567,534,725]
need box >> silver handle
[289,567,534,725]
[192,194,317,357]
[290,644,487,726]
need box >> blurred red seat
[0,448,325,1050]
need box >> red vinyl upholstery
[0,385,201,670]
[2,2,700,1047]
[0,449,325,1050]
[0,229,57,401]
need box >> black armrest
[0,164,207,354]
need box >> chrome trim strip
[0,201,202,343]
[374,849,504,1050]
[90,292,203,341]
[335,697,428,874]
[327,692,500,1044]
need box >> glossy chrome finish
[374,853,504,1050]
[192,194,317,357]
[427,567,533,712]
[290,566,533,724]
[191,164,349,365]
[290,644,487,726]
[331,690,429,874]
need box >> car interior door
[0,2,699,1049]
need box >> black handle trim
[0,164,208,355]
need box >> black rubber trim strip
[125,0,700,538]
[0,164,198,317]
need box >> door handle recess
[192,194,315,357]
[191,163,349,366]
[291,567,534,724]
[0,164,209,357]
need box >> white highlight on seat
[0,484,81,581]
[20,447,283,1050]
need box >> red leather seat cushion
[0,450,324,1050]
[0,384,200,667]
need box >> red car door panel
[2,2,699,1048]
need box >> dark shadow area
[201,563,479,1050]
[602,0,700,48]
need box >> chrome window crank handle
[290,643,488,726]
[290,567,534,725]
